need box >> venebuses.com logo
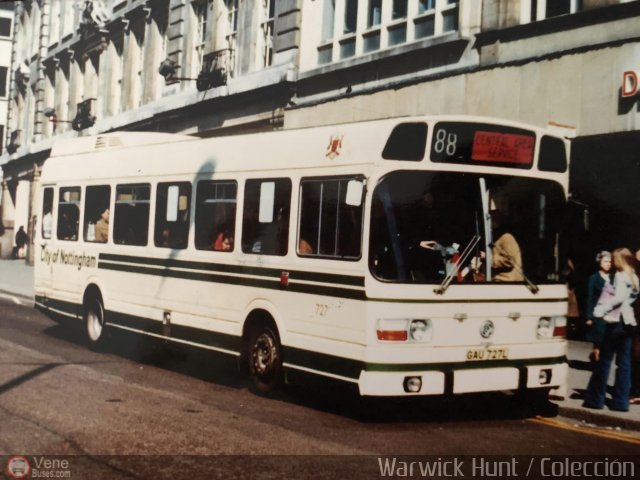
[5,455,72,479]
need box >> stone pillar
[0,181,16,259]
[142,8,164,105]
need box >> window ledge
[475,1,640,48]
[302,31,464,80]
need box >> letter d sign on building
[622,70,639,98]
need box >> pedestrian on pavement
[583,248,639,412]
[13,226,28,259]
[585,251,613,363]
[630,248,640,405]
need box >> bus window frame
[114,182,152,247]
[297,174,366,261]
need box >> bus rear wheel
[84,296,105,346]
[247,324,282,394]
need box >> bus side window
[194,180,237,251]
[298,176,364,259]
[41,187,54,240]
[84,185,111,243]
[114,184,151,246]
[57,187,81,241]
[155,182,191,249]
[242,178,291,256]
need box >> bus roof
[41,116,567,184]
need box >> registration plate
[466,347,509,361]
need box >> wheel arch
[240,300,286,345]
[239,300,287,368]
[82,278,106,311]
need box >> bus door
[36,186,55,296]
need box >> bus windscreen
[431,122,535,169]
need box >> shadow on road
[42,319,558,423]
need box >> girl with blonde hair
[584,248,639,412]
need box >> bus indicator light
[280,271,289,287]
[377,330,408,341]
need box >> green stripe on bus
[107,310,241,353]
[97,261,367,300]
[35,295,566,383]
[35,296,80,318]
[98,253,365,287]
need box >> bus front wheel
[84,296,105,346]
[247,324,282,394]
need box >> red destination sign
[472,131,534,165]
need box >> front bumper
[358,361,568,396]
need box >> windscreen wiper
[434,235,481,295]
[491,241,540,294]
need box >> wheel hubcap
[87,308,102,341]
[252,332,277,376]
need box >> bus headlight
[537,316,566,339]
[409,319,433,342]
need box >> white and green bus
[35,116,569,398]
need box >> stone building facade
[1,0,639,265]
[0,3,13,258]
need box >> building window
[0,17,11,37]
[0,66,7,98]
[368,0,382,27]
[321,0,335,42]
[193,0,210,73]
[225,0,238,75]
[344,0,358,34]
[529,0,582,22]
[260,0,275,68]
[318,0,460,64]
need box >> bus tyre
[247,324,282,394]
[517,387,556,416]
[84,297,106,347]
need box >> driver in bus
[479,203,523,282]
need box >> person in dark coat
[13,226,27,259]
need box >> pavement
[0,258,638,431]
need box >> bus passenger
[213,230,233,251]
[95,208,109,243]
[42,204,53,239]
[299,238,313,255]
[59,211,78,240]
